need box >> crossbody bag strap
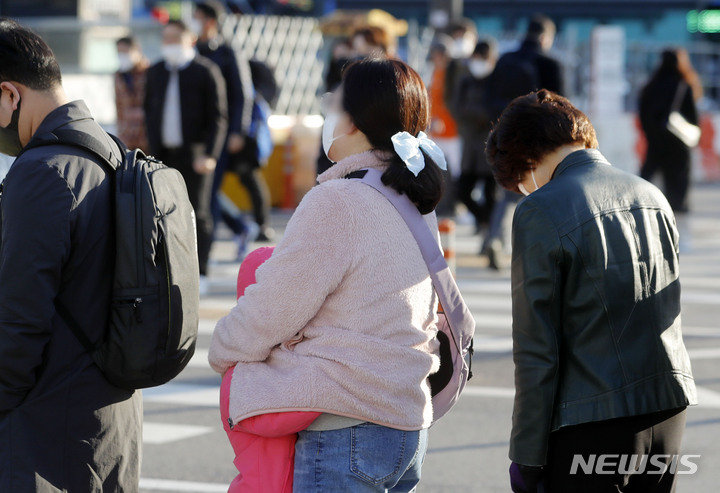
[670,81,688,115]
[357,168,475,358]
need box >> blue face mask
[518,170,539,196]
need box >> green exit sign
[688,9,720,33]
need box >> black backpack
[23,129,199,389]
[248,59,278,108]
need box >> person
[220,246,321,493]
[453,39,498,231]
[483,13,565,268]
[316,27,393,177]
[114,35,149,151]
[351,25,392,58]
[428,35,461,216]
[444,18,478,109]
[325,38,352,94]
[209,57,447,491]
[144,19,227,289]
[639,48,701,216]
[0,18,142,491]
[486,90,697,493]
[193,1,273,245]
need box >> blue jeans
[293,423,429,492]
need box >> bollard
[438,218,456,276]
[281,134,294,210]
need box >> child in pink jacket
[219,246,321,493]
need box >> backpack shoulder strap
[355,168,475,360]
[21,127,124,173]
[21,128,125,359]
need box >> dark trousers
[456,172,496,225]
[641,148,691,212]
[211,149,246,237]
[546,407,687,493]
[231,158,271,228]
[159,146,214,276]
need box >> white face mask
[117,53,134,72]
[468,59,492,79]
[518,170,539,196]
[450,35,475,59]
[189,18,203,37]
[162,44,195,68]
[322,112,347,162]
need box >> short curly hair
[485,90,598,193]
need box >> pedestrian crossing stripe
[143,422,213,444]
[139,478,228,492]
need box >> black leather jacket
[509,149,697,466]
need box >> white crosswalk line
[187,348,210,369]
[461,385,720,409]
[198,319,215,335]
[472,313,512,331]
[682,291,720,305]
[143,382,219,408]
[687,347,720,360]
[473,335,513,352]
[139,478,228,492]
[143,422,213,445]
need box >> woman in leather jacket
[486,90,697,493]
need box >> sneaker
[487,239,502,271]
[256,226,275,242]
[235,221,260,261]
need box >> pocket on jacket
[349,423,407,485]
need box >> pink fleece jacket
[209,150,441,431]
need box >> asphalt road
[138,182,720,493]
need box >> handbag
[666,82,700,148]
[354,168,476,423]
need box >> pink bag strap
[357,168,475,374]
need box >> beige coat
[209,150,441,430]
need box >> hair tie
[390,131,448,176]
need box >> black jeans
[456,172,496,225]
[159,146,214,276]
[229,141,271,228]
[641,148,691,212]
[546,407,688,493]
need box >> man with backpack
[0,18,142,491]
[482,14,565,270]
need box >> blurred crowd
[114,0,276,294]
[317,13,703,265]
[113,5,703,274]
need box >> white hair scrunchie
[390,131,448,177]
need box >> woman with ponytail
[209,57,447,491]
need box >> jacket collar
[317,150,392,184]
[28,100,94,145]
[552,148,610,180]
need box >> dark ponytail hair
[341,57,444,214]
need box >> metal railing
[222,15,325,116]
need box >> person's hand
[509,462,546,493]
[227,133,245,154]
[193,155,217,174]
